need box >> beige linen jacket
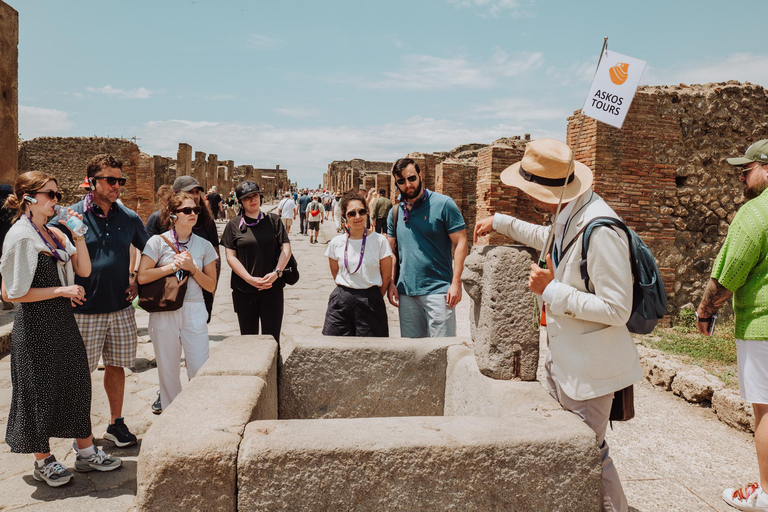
[495,190,642,401]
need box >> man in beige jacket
[475,138,642,512]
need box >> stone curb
[637,344,755,433]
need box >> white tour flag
[582,50,646,129]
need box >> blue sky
[16,0,768,187]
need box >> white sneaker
[723,483,768,511]
[33,455,72,487]
[73,442,122,473]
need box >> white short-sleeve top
[325,231,392,289]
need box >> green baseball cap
[727,140,768,166]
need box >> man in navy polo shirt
[58,154,149,447]
[386,157,468,338]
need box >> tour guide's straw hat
[726,140,768,166]
[500,138,593,204]
[236,180,261,201]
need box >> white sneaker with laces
[33,455,72,487]
[723,483,768,511]
[73,443,122,473]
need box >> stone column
[177,143,192,178]
[193,151,206,184]
[463,245,539,381]
[0,1,19,184]
[206,154,217,192]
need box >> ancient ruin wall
[18,137,155,221]
[570,82,768,314]
[0,1,19,184]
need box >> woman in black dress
[1,171,122,487]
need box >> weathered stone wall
[193,151,206,184]
[435,160,478,240]
[152,155,175,193]
[0,1,18,185]
[570,82,768,314]
[18,137,155,220]
[326,158,392,194]
[206,154,217,192]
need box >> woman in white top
[332,192,343,233]
[322,190,392,337]
[138,191,218,409]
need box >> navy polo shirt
[387,191,465,296]
[51,200,149,314]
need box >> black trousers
[322,285,388,337]
[300,212,307,233]
[375,217,387,234]
[232,287,284,343]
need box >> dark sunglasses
[175,207,202,215]
[346,208,368,218]
[35,190,63,201]
[92,176,127,186]
[395,175,418,185]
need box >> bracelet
[192,266,199,276]
[695,312,713,322]
[73,235,85,242]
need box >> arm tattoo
[697,278,733,317]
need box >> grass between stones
[636,310,739,389]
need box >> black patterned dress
[5,252,92,453]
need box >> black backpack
[563,216,667,334]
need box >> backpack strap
[579,216,633,291]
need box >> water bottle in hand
[54,205,88,236]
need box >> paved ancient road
[0,203,759,511]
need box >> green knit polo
[711,188,768,340]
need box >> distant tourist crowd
[3,139,768,512]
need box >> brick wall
[375,173,390,198]
[18,137,155,220]
[569,82,768,314]
[206,154,217,192]
[177,143,192,178]
[0,1,18,185]
[363,175,375,191]
[193,151,206,184]
[435,160,478,241]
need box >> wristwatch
[274,268,283,278]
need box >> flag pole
[532,37,608,331]
[537,36,609,268]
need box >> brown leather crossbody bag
[138,235,189,313]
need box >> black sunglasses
[175,207,202,215]
[346,208,368,218]
[92,176,127,186]
[35,190,63,201]
[395,175,418,185]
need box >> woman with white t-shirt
[323,190,392,337]
[138,191,218,409]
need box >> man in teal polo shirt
[696,140,768,511]
[387,157,468,338]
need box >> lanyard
[83,192,114,219]
[239,212,263,232]
[170,228,191,252]
[400,189,429,222]
[26,215,67,262]
[344,228,368,274]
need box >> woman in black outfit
[220,181,292,342]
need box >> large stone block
[670,367,723,403]
[238,415,602,511]
[463,244,539,380]
[197,335,278,420]
[444,345,562,417]
[136,375,267,511]
[279,335,462,419]
[713,387,755,433]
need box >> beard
[745,181,768,200]
[401,180,423,201]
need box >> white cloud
[274,107,321,118]
[133,116,558,187]
[19,105,75,138]
[448,0,535,19]
[545,57,599,87]
[85,85,153,99]
[469,97,568,122]
[358,50,543,90]
[245,34,281,50]
[643,53,768,87]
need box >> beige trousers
[544,350,629,512]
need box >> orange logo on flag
[609,63,629,85]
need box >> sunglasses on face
[92,176,127,186]
[346,209,368,218]
[175,207,202,215]
[395,175,418,185]
[35,190,63,201]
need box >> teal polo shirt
[387,190,465,296]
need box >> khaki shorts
[281,217,293,227]
[75,306,138,372]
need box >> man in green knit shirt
[697,139,768,511]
